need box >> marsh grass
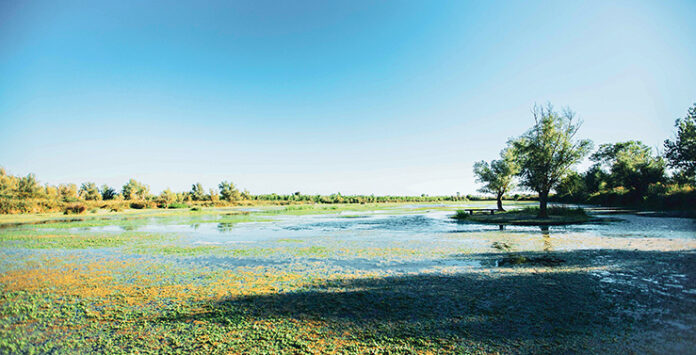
[454,206,590,225]
[0,231,172,249]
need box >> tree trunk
[538,190,549,218]
[496,192,505,211]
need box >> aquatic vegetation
[0,231,172,249]
[1,205,695,353]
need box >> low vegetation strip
[453,207,591,225]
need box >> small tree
[512,104,592,218]
[664,103,696,182]
[209,188,219,202]
[58,184,78,201]
[159,188,176,204]
[17,174,40,198]
[473,148,518,211]
[190,183,206,201]
[219,181,241,202]
[122,179,150,200]
[79,182,102,201]
[100,185,116,200]
[0,168,18,197]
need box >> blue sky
[1,0,695,195]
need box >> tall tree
[512,104,592,218]
[473,148,518,211]
[664,103,696,182]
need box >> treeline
[474,102,696,213]
[553,140,695,210]
[0,171,509,214]
[553,103,696,210]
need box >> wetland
[1,202,695,353]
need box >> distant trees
[100,185,116,200]
[17,174,40,198]
[511,104,592,217]
[122,179,149,200]
[78,182,102,201]
[473,147,519,211]
[58,184,78,201]
[159,188,176,204]
[664,103,696,182]
[219,181,241,202]
[190,183,206,201]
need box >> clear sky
[1,0,695,195]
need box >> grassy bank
[453,206,591,225]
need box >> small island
[452,206,591,226]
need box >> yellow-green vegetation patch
[276,238,303,243]
[0,231,173,249]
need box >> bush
[168,203,189,209]
[130,202,147,209]
[518,206,587,217]
[64,203,86,215]
[454,210,470,219]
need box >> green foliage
[554,171,588,201]
[167,202,189,209]
[122,179,150,200]
[190,183,207,201]
[664,103,696,181]
[78,182,101,201]
[511,104,592,216]
[100,184,116,200]
[454,210,470,219]
[0,167,17,197]
[473,147,519,210]
[159,188,176,203]
[17,174,40,198]
[590,141,665,195]
[453,206,589,225]
[58,184,78,201]
[129,201,149,209]
[219,181,241,202]
[518,206,587,217]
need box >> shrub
[168,203,189,209]
[453,210,470,219]
[518,206,587,217]
[64,203,86,215]
[130,202,146,209]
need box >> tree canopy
[664,103,696,182]
[511,104,592,217]
[122,179,150,200]
[591,141,665,195]
[473,147,518,211]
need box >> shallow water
[2,204,696,353]
[9,206,689,274]
[75,208,696,242]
